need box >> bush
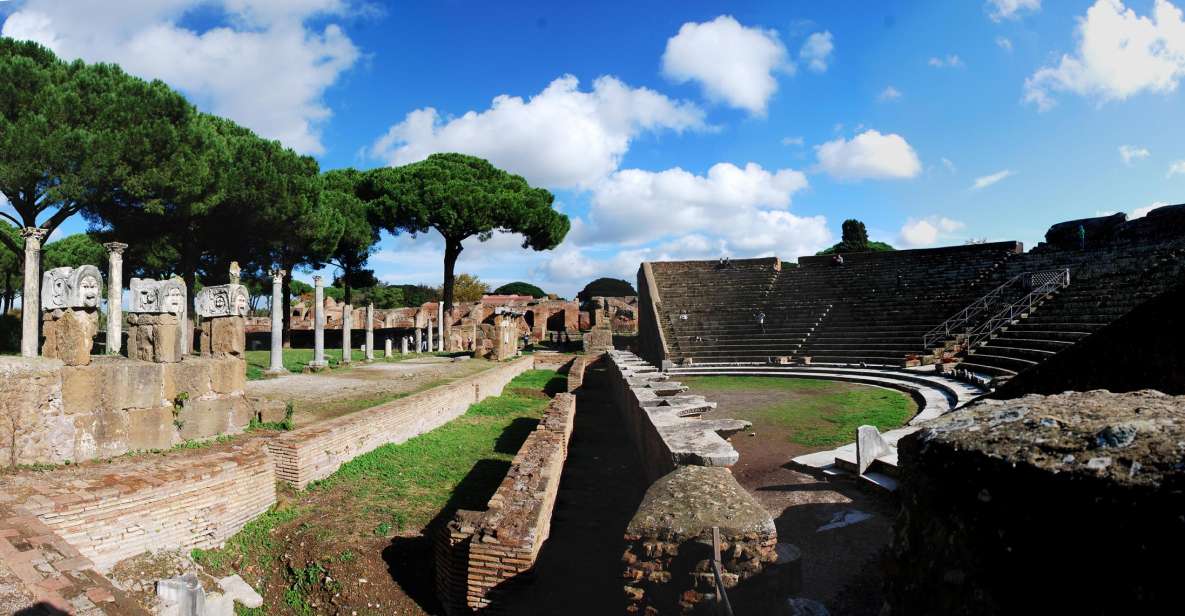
[492,281,546,298]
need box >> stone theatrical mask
[41,265,104,310]
[195,284,250,318]
[130,278,163,312]
[159,278,187,316]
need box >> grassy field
[682,375,916,447]
[193,368,566,615]
[243,348,451,380]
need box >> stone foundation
[41,308,98,366]
[886,390,1185,615]
[126,312,181,363]
[0,355,249,465]
[199,315,245,357]
[437,393,576,614]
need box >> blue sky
[3,0,1184,297]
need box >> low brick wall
[0,355,250,465]
[7,437,275,572]
[887,390,1185,615]
[603,350,749,483]
[268,356,535,488]
[566,356,588,392]
[437,393,576,615]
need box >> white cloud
[1131,201,1169,218]
[580,162,814,247]
[1168,160,1185,177]
[1024,0,1185,112]
[928,54,964,68]
[661,15,790,114]
[815,129,922,180]
[899,216,966,248]
[996,36,1014,52]
[782,136,805,146]
[1,0,360,155]
[987,0,1041,22]
[878,86,903,101]
[971,169,1014,189]
[369,75,705,189]
[941,157,957,173]
[800,31,834,73]
[1119,145,1151,164]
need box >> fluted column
[311,276,326,368]
[20,228,47,357]
[267,269,286,374]
[103,242,127,355]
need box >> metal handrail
[923,269,1070,348]
[965,268,1070,349]
[923,272,1027,348]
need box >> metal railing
[964,268,1070,350]
[923,269,1070,349]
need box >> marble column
[103,242,127,355]
[438,302,445,352]
[20,228,47,357]
[311,276,326,368]
[427,318,433,353]
[415,327,422,353]
[267,268,286,374]
[341,303,352,364]
[365,303,375,361]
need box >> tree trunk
[442,238,463,312]
[282,263,294,349]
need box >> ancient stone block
[126,313,181,363]
[161,359,213,401]
[99,360,166,411]
[41,265,103,310]
[60,364,100,416]
[125,407,176,451]
[42,308,98,366]
[199,316,246,357]
[209,357,246,394]
[195,284,249,318]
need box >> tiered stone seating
[961,238,1185,379]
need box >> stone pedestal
[42,308,98,366]
[199,316,246,358]
[494,316,517,362]
[125,313,182,363]
[385,338,393,358]
[415,328,422,353]
[401,337,408,355]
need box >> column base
[304,361,329,373]
[263,368,288,378]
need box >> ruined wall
[992,281,1185,397]
[268,356,535,488]
[437,393,576,615]
[887,390,1185,615]
[0,355,250,465]
[10,438,275,572]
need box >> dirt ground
[246,356,497,424]
[688,380,903,616]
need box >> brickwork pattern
[437,393,577,615]
[268,357,535,488]
[0,502,149,615]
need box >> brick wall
[268,356,535,489]
[0,355,249,465]
[7,437,275,572]
[437,393,576,615]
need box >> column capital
[313,275,323,286]
[21,227,48,243]
[270,268,287,282]
[103,241,128,255]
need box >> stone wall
[636,262,669,367]
[268,356,535,488]
[0,355,250,465]
[886,390,1185,615]
[6,437,275,572]
[437,393,576,615]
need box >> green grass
[682,375,915,448]
[244,348,451,380]
[193,368,566,613]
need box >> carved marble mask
[77,275,100,308]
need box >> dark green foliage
[365,153,568,310]
[578,277,636,301]
[817,218,896,255]
[492,281,546,298]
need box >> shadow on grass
[382,455,516,614]
[494,417,539,455]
